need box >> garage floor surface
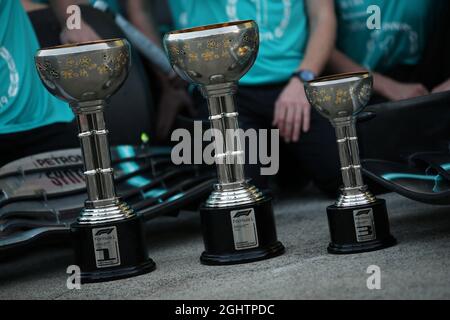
[1,187,449,300]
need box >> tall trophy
[35,39,155,283]
[164,21,285,265]
[304,72,396,254]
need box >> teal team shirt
[0,0,74,134]
[336,0,436,72]
[168,0,309,85]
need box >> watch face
[299,70,315,82]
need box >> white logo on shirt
[366,22,419,65]
[0,47,19,109]
[226,0,292,42]
[338,2,420,69]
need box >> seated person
[30,0,153,44]
[26,0,194,143]
[160,0,341,193]
[329,0,450,101]
[0,0,77,166]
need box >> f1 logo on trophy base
[304,72,396,254]
[164,21,285,265]
[35,39,155,283]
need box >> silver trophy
[164,21,284,265]
[35,39,155,282]
[304,72,396,254]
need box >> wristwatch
[292,69,316,82]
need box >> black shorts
[0,122,79,167]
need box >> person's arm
[126,0,162,46]
[21,0,48,12]
[432,78,450,93]
[124,0,194,141]
[47,0,101,44]
[328,49,429,101]
[274,0,336,143]
[298,0,336,76]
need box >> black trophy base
[200,197,285,265]
[327,198,396,254]
[71,215,155,284]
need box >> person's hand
[273,77,310,143]
[432,78,450,94]
[60,20,101,44]
[156,86,196,142]
[375,75,429,101]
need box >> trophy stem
[200,83,265,208]
[202,83,246,185]
[334,120,365,190]
[72,101,135,224]
[334,120,376,207]
[199,83,283,263]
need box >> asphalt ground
[1,186,449,300]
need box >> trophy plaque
[304,72,396,254]
[164,21,285,265]
[35,39,155,283]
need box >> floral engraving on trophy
[237,46,250,57]
[207,40,219,49]
[36,60,60,80]
[335,88,350,105]
[201,50,216,61]
[223,38,233,48]
[42,51,130,80]
[96,64,109,75]
[188,53,199,62]
[359,83,372,102]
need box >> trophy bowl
[163,20,259,85]
[304,71,373,121]
[35,38,130,105]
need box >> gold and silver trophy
[164,21,284,265]
[304,72,396,254]
[35,39,155,282]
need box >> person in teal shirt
[24,0,194,141]
[0,0,78,165]
[329,0,450,101]
[0,0,74,134]
[160,0,341,192]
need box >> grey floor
[1,187,450,300]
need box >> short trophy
[304,72,396,254]
[35,39,155,282]
[164,21,285,265]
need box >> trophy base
[200,197,285,265]
[326,198,396,254]
[71,215,155,284]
